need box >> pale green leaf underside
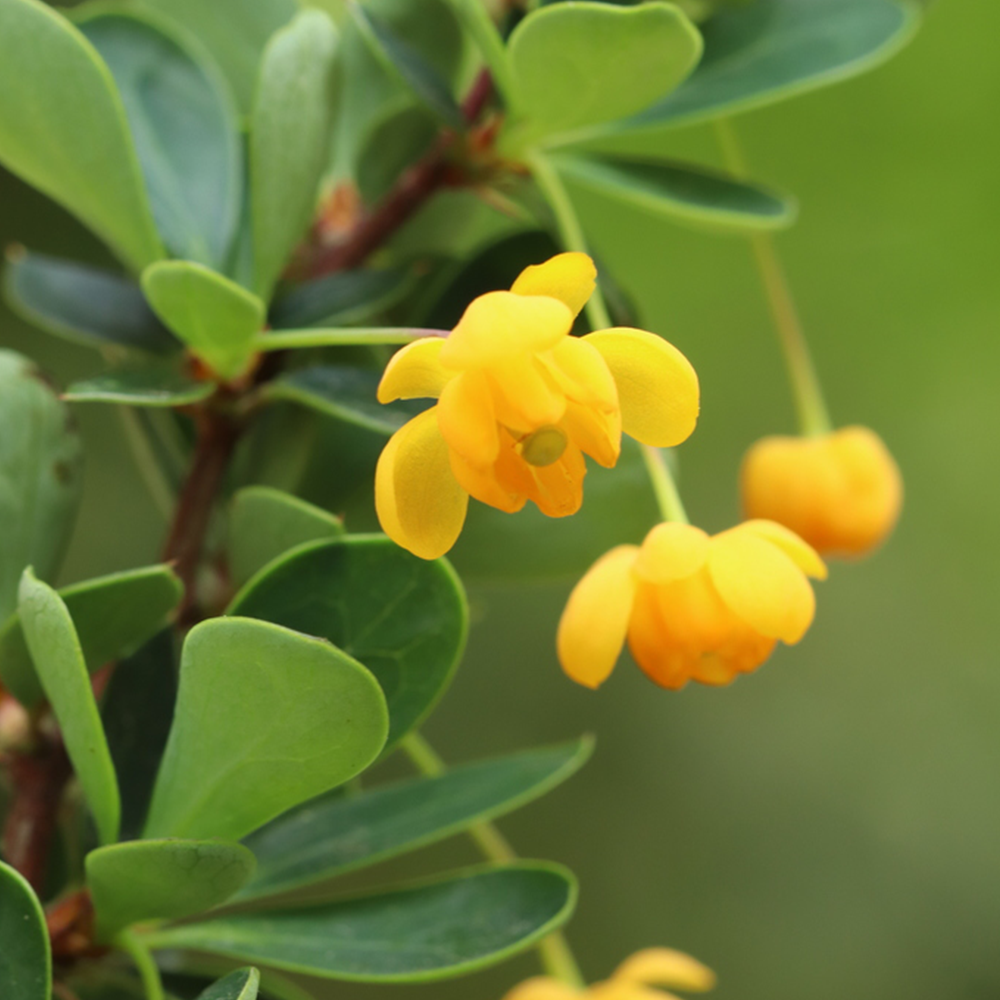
[0,861,50,1000]
[195,968,260,1000]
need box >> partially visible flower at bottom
[741,425,903,558]
[503,948,716,1000]
[558,520,827,690]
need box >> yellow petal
[562,400,621,468]
[436,371,499,464]
[377,337,453,403]
[545,336,618,410]
[707,528,815,644]
[449,448,526,514]
[740,519,827,580]
[613,949,717,992]
[489,354,567,430]
[375,409,469,560]
[441,291,573,369]
[557,545,639,689]
[633,522,710,584]
[510,252,597,319]
[502,978,582,1000]
[584,328,699,447]
[526,441,586,517]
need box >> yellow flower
[375,253,700,559]
[558,520,827,690]
[503,948,716,1000]
[741,426,903,557]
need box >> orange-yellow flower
[558,519,827,690]
[503,948,716,1000]
[741,426,903,557]
[375,253,700,560]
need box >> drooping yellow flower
[503,948,716,1000]
[741,426,903,557]
[558,519,827,690]
[375,253,700,559]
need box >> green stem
[117,408,175,522]
[443,0,518,109]
[714,119,832,437]
[116,930,164,1000]
[640,445,689,524]
[253,328,446,352]
[400,732,586,988]
[526,150,613,332]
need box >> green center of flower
[520,425,568,467]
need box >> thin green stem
[253,328,446,352]
[640,445,689,524]
[117,408,175,522]
[526,150,613,332]
[443,0,518,109]
[400,732,586,988]
[714,119,832,437]
[116,930,164,1000]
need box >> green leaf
[263,367,423,436]
[239,738,593,902]
[0,861,50,1000]
[349,2,463,129]
[3,250,178,355]
[0,563,182,708]
[251,9,338,300]
[270,268,414,329]
[0,350,83,624]
[553,153,797,231]
[101,631,177,840]
[17,569,121,845]
[142,261,265,380]
[356,105,439,205]
[0,0,163,269]
[76,7,243,269]
[621,0,921,132]
[64,368,215,408]
[196,969,259,1000]
[136,0,298,115]
[229,536,466,750]
[143,616,388,841]
[506,1,702,143]
[144,864,577,982]
[87,839,257,940]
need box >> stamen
[520,425,567,467]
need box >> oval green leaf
[143,616,389,842]
[0,0,163,269]
[0,861,50,1000]
[76,7,243,269]
[18,569,121,845]
[64,368,215,408]
[554,153,797,231]
[239,737,593,902]
[87,839,257,940]
[270,268,414,330]
[145,864,577,982]
[229,536,466,750]
[3,249,178,355]
[0,564,183,708]
[196,969,260,1000]
[142,261,265,380]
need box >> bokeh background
[2,1,997,998]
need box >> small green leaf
[3,250,178,354]
[196,969,260,1000]
[228,486,344,588]
[0,564,183,708]
[18,569,121,845]
[143,617,388,841]
[270,268,414,329]
[0,861,50,1000]
[142,261,265,380]
[240,738,593,901]
[144,864,577,982]
[251,9,338,300]
[553,153,797,231]
[87,839,257,940]
[0,350,83,624]
[0,0,163,269]
[229,536,466,750]
[76,7,243,269]
[349,2,463,129]
[64,368,215,408]
[506,1,702,142]
[263,367,423,436]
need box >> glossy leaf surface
[229,536,466,749]
[146,864,577,982]
[270,268,413,330]
[196,969,260,1000]
[18,570,120,845]
[0,861,50,1000]
[0,0,163,269]
[64,368,214,408]
[143,617,388,841]
[240,738,592,901]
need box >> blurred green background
[2,0,997,997]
